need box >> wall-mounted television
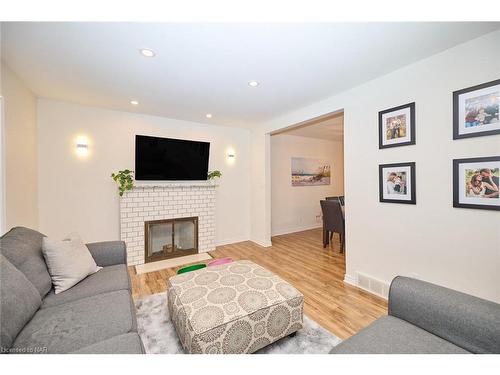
[135,135,210,180]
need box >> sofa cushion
[86,241,127,267]
[12,290,137,353]
[41,233,102,294]
[329,316,470,354]
[0,227,52,298]
[0,255,42,349]
[71,333,145,354]
[42,264,131,308]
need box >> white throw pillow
[42,233,102,294]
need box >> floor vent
[355,272,390,299]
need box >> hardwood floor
[128,228,387,340]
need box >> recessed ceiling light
[130,100,139,106]
[248,80,259,87]
[139,48,155,58]
[206,113,213,119]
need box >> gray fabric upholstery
[1,227,143,354]
[0,227,52,297]
[71,333,145,354]
[12,290,137,354]
[0,255,42,349]
[42,264,131,308]
[330,316,470,354]
[86,241,127,267]
[389,276,500,354]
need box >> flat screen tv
[135,135,210,180]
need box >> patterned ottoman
[167,260,304,354]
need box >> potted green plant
[207,170,222,180]
[111,169,134,196]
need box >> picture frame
[453,156,500,211]
[378,102,415,149]
[453,79,500,139]
[291,157,330,186]
[379,162,416,204]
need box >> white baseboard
[216,236,250,247]
[250,238,273,248]
[343,273,357,286]
[217,235,271,248]
[271,223,322,236]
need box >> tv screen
[135,135,210,180]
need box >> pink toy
[207,257,233,267]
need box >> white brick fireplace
[119,182,216,266]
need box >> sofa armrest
[86,241,127,267]
[388,276,500,354]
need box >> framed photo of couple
[379,162,416,204]
[453,156,500,211]
[453,79,500,139]
[378,102,415,149]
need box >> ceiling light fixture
[130,100,139,106]
[139,48,155,58]
[248,80,259,87]
[206,113,213,119]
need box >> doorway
[269,110,345,255]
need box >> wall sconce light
[226,149,236,165]
[76,136,89,157]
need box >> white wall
[250,130,272,246]
[0,61,38,231]
[37,99,251,245]
[271,134,344,235]
[256,30,500,302]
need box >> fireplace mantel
[119,182,216,266]
[133,181,218,189]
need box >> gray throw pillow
[41,233,101,294]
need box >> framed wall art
[453,156,500,211]
[453,79,500,139]
[378,102,416,149]
[379,162,416,204]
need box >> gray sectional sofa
[330,276,500,354]
[1,227,144,354]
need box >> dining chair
[320,199,345,253]
[326,196,339,202]
[326,196,345,206]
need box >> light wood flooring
[129,228,387,340]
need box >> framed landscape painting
[379,162,416,204]
[453,156,500,211]
[453,79,500,139]
[291,157,330,186]
[378,102,416,149]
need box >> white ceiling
[2,22,499,128]
[277,113,344,141]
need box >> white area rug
[135,253,212,274]
[135,292,342,354]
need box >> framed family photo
[379,162,416,204]
[378,102,415,149]
[453,79,500,139]
[453,156,500,211]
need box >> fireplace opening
[144,217,198,263]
